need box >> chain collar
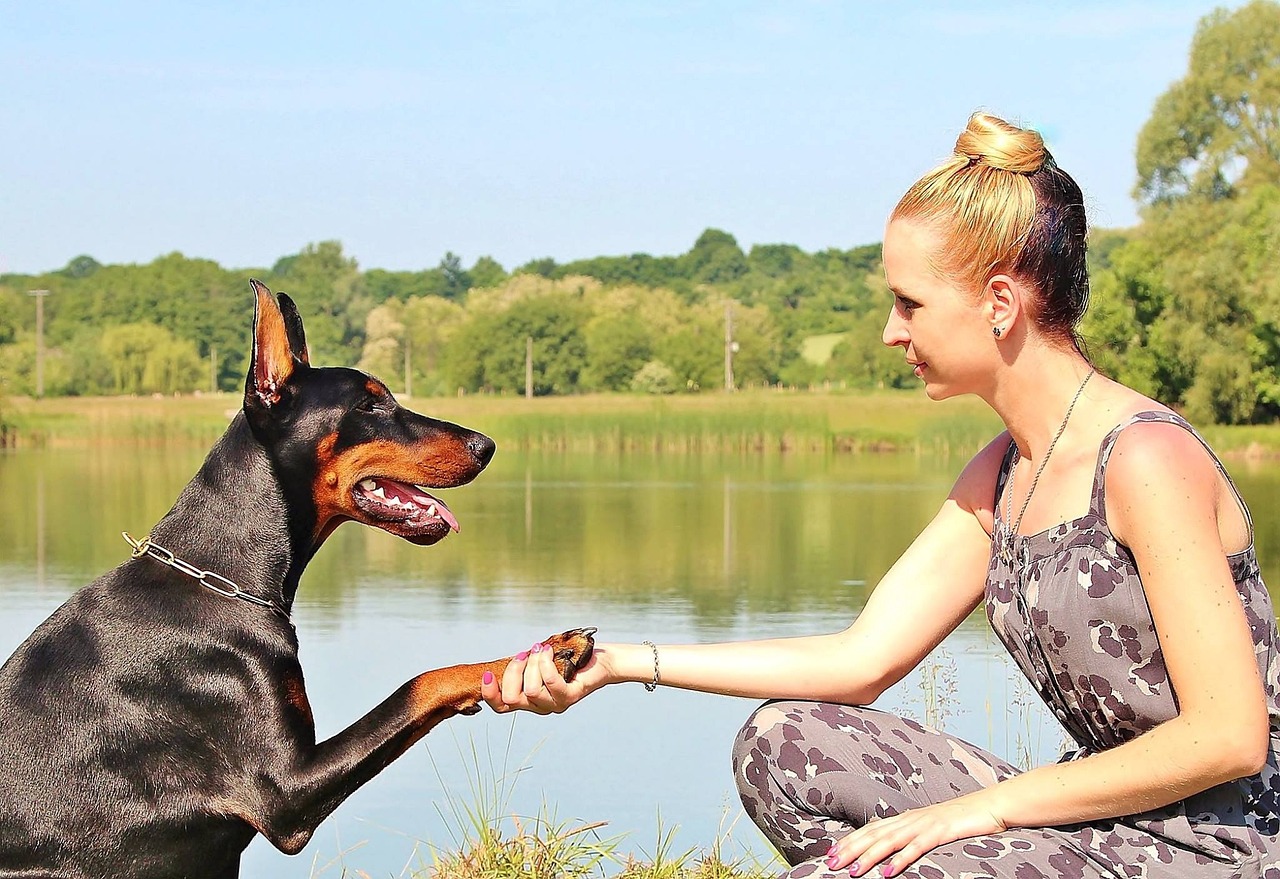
[122,531,290,621]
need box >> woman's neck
[986,344,1096,462]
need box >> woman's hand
[481,639,611,715]
[827,796,1005,877]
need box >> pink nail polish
[882,865,894,878]
[849,862,860,876]
[516,651,529,661]
[482,671,494,685]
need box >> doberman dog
[0,281,595,879]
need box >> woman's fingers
[480,668,505,712]
[498,647,533,705]
[522,643,551,700]
[481,639,591,715]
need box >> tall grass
[2,390,1004,456]
[306,729,778,879]
[10,390,1279,456]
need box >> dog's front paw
[541,627,597,683]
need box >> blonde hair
[891,112,1090,349]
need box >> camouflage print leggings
[732,701,1116,879]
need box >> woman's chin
[921,379,957,401]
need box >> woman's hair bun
[953,112,1046,174]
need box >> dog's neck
[146,412,311,610]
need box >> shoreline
[3,390,1279,459]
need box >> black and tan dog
[0,281,595,879]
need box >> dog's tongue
[403,482,460,532]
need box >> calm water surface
[2,443,1277,877]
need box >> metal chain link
[641,639,660,692]
[122,531,289,619]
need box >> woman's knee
[732,701,881,796]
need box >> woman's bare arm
[482,435,1011,713]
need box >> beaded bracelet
[641,640,660,692]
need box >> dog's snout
[467,434,496,467]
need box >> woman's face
[881,218,994,400]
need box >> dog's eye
[355,397,380,413]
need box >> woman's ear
[986,274,1022,338]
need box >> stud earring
[992,326,1003,338]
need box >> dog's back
[0,570,289,878]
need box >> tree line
[1,1,1277,424]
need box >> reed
[1,390,1005,456]
[8,389,1278,456]
[307,730,780,879]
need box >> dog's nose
[467,434,496,467]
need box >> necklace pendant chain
[1005,369,1095,543]
[122,531,290,620]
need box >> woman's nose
[882,309,907,348]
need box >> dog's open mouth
[352,477,460,544]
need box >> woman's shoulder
[1103,404,1217,483]
[1102,404,1232,542]
[950,431,1015,532]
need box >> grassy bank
[3,390,997,457]
[5,390,1280,457]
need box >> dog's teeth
[372,486,387,499]
[360,479,377,491]
[426,504,437,518]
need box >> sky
[0,0,1235,277]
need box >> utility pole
[724,300,737,392]
[210,346,218,393]
[28,289,50,398]
[404,336,412,399]
[525,336,534,399]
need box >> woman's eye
[896,296,919,313]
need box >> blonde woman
[483,113,1279,878]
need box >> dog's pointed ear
[276,291,311,366]
[246,279,299,410]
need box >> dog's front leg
[245,627,595,855]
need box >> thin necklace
[1004,369,1095,541]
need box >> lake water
[1,442,1277,877]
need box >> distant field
[799,332,849,365]
[3,390,1277,457]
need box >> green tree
[583,311,653,391]
[469,256,507,290]
[357,302,406,389]
[680,229,749,285]
[98,322,203,394]
[403,296,466,395]
[270,241,366,365]
[1135,0,1280,205]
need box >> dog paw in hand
[541,627,597,682]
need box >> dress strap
[1089,410,1254,541]
[992,436,1019,524]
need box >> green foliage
[1085,1,1280,424]
[631,360,678,394]
[1088,181,1280,422]
[1135,0,1280,205]
[681,229,749,285]
[99,322,204,395]
[4,5,1280,432]
[269,240,365,365]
